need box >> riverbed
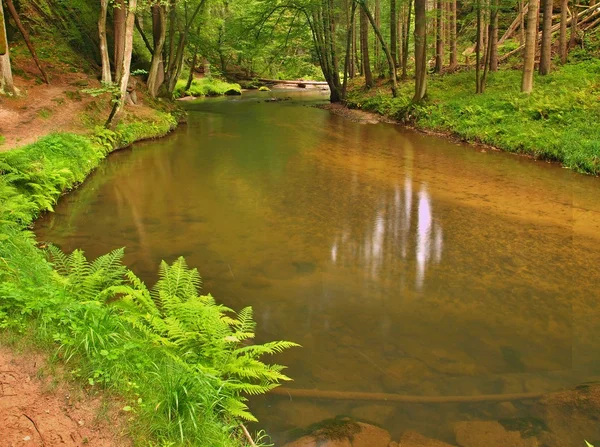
[36,90,600,445]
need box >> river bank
[344,60,600,176]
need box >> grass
[174,77,242,98]
[346,60,600,175]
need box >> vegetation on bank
[0,125,297,446]
[346,60,600,175]
[174,77,243,99]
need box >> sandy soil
[317,103,397,125]
[0,346,129,447]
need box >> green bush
[174,78,242,99]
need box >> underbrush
[347,60,600,175]
[0,131,295,445]
[174,77,242,98]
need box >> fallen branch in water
[270,387,545,403]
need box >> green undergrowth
[0,125,295,445]
[347,60,600,175]
[174,77,242,98]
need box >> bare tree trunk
[375,0,381,75]
[343,1,358,98]
[522,0,539,93]
[476,0,482,92]
[402,0,413,79]
[520,0,526,44]
[114,0,126,81]
[0,0,15,95]
[449,0,457,68]
[391,0,398,67]
[185,51,198,91]
[148,4,166,97]
[435,0,443,72]
[350,11,356,77]
[360,5,373,87]
[479,21,493,92]
[116,0,137,115]
[539,0,552,74]
[413,0,427,101]
[569,0,578,47]
[559,0,568,63]
[489,0,499,71]
[99,0,112,83]
[5,0,48,84]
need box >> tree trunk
[450,0,457,68]
[413,0,427,102]
[350,11,356,77]
[185,51,198,91]
[489,0,499,71]
[374,0,381,75]
[148,4,166,97]
[0,0,15,95]
[114,0,126,81]
[5,0,48,84]
[343,2,358,98]
[539,0,553,74]
[520,0,526,44]
[402,0,413,79]
[99,0,112,84]
[569,0,578,47]
[391,0,397,67]
[435,0,443,73]
[559,0,568,63]
[361,1,398,96]
[476,0,482,92]
[521,0,539,93]
[360,5,373,87]
[117,0,137,114]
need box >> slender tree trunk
[0,0,15,95]
[350,12,356,77]
[569,2,578,48]
[539,0,553,74]
[399,0,404,68]
[391,0,398,67]
[450,0,457,68]
[559,0,568,63]
[375,0,381,75]
[5,0,48,84]
[185,52,198,91]
[476,0,482,93]
[402,0,413,79]
[521,0,539,93]
[489,0,499,71]
[99,0,112,83]
[114,0,126,81]
[413,0,427,101]
[343,2,358,98]
[117,0,137,114]
[520,0,526,44]
[479,21,493,92]
[360,5,373,87]
[361,1,398,95]
[435,0,443,72]
[148,4,166,97]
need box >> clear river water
[36,90,600,445]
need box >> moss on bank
[174,77,243,98]
[346,60,600,175]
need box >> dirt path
[0,347,128,447]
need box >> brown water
[36,90,600,445]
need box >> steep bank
[345,60,600,176]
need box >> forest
[0,0,599,445]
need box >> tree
[114,0,127,81]
[99,0,112,84]
[435,0,443,73]
[360,2,374,88]
[449,0,457,68]
[0,0,15,95]
[539,0,553,74]
[559,0,568,64]
[117,0,137,114]
[147,3,166,96]
[390,0,397,67]
[522,0,539,92]
[413,0,427,101]
[401,0,413,79]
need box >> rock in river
[283,420,391,447]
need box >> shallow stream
[36,90,600,445]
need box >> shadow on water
[36,90,600,445]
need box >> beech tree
[539,0,553,74]
[522,0,539,92]
[0,0,15,95]
[99,0,112,83]
[413,0,427,101]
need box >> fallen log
[270,387,545,403]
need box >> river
[36,90,600,445]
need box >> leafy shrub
[174,78,242,99]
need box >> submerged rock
[399,431,457,446]
[284,419,391,447]
[224,88,241,96]
[454,421,538,447]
